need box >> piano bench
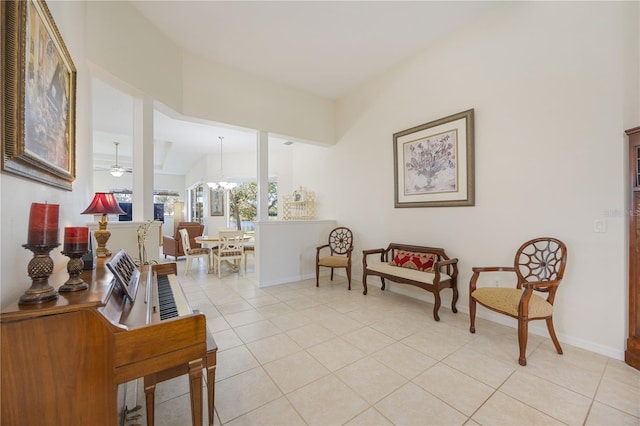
[143,330,218,426]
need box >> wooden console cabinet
[626,125,640,370]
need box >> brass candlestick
[59,251,89,292]
[20,244,60,305]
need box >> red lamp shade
[81,193,124,258]
[81,193,126,215]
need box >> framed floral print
[394,109,474,207]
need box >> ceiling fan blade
[93,165,132,176]
[93,142,134,176]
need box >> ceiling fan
[95,142,132,177]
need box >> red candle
[27,203,59,246]
[63,227,89,253]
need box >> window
[108,188,180,219]
[189,184,205,224]
[153,191,180,216]
[228,182,278,231]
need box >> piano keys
[157,273,180,319]
[156,272,191,320]
[0,254,211,426]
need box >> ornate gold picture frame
[1,0,77,190]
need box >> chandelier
[207,136,237,191]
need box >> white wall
[93,170,133,192]
[291,144,332,220]
[291,1,638,359]
[182,52,335,146]
[184,159,207,192]
[206,151,258,184]
[85,1,183,111]
[269,149,294,215]
[154,174,186,200]
[86,0,335,147]
[1,1,92,306]
[255,220,336,286]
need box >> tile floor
[133,259,640,426]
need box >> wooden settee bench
[362,243,459,321]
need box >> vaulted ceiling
[93,1,499,175]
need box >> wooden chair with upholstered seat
[315,227,354,290]
[179,228,211,274]
[212,230,245,278]
[469,237,568,366]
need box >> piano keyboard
[157,274,192,320]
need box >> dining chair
[179,228,210,274]
[212,230,245,278]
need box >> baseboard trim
[259,271,625,361]
[376,279,625,361]
[258,273,315,287]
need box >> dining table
[195,234,253,273]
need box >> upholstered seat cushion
[318,255,348,267]
[186,248,210,256]
[213,249,242,257]
[472,287,553,319]
[366,263,451,284]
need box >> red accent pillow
[390,250,437,272]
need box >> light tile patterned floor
[134,259,640,426]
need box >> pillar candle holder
[20,243,60,305]
[59,251,89,292]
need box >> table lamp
[81,192,125,257]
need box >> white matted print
[394,109,474,207]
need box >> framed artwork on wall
[393,109,475,208]
[210,189,224,216]
[1,0,77,190]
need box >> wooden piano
[1,252,212,426]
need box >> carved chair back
[327,227,353,256]
[514,237,568,302]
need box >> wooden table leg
[188,359,203,426]
[144,383,156,426]
[206,351,217,426]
